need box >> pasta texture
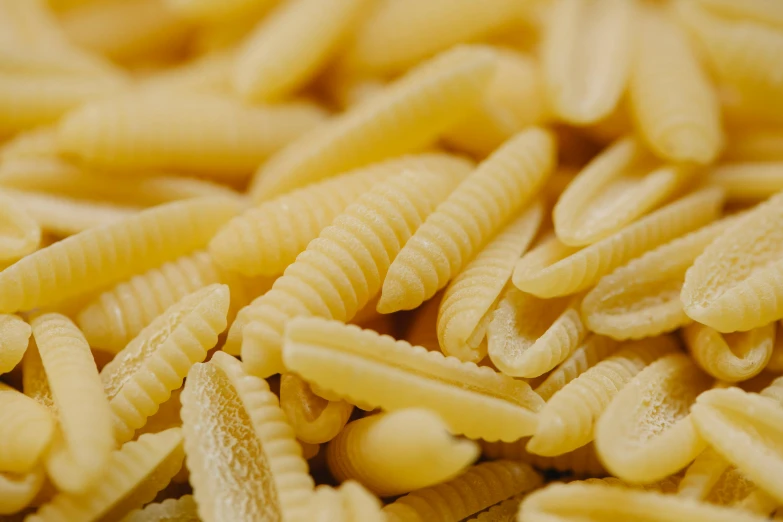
[123,495,199,522]
[0,382,54,474]
[482,439,606,478]
[683,322,775,382]
[707,163,783,201]
[279,372,354,445]
[303,481,385,522]
[0,466,45,516]
[0,314,31,374]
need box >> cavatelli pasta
[283,318,544,441]
[180,352,314,522]
[0,382,54,474]
[279,373,354,444]
[0,467,45,516]
[683,322,775,382]
[0,192,40,265]
[574,475,682,493]
[123,495,199,522]
[138,50,232,95]
[0,315,31,374]
[303,481,385,522]
[0,126,57,162]
[134,387,182,438]
[481,439,606,477]
[379,128,556,313]
[21,339,53,412]
[707,163,783,201]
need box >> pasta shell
[0,382,54,474]
[279,373,353,444]
[0,315,31,374]
[0,467,45,516]
[122,495,198,522]
[464,494,526,522]
[683,322,775,382]
[303,481,385,522]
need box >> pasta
[683,322,775,382]
[22,338,53,412]
[303,481,385,522]
[279,372,354,444]
[707,162,783,201]
[0,126,57,162]
[137,50,232,95]
[134,387,183,438]
[0,192,40,264]
[573,475,682,493]
[123,495,198,522]
[0,467,45,516]
[481,439,606,477]
[0,382,54,474]
[0,314,31,374]
[722,128,783,162]
[465,495,525,522]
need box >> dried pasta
[482,439,606,477]
[279,373,353,445]
[465,495,525,522]
[707,162,783,201]
[722,128,783,161]
[303,481,385,522]
[0,467,45,516]
[683,322,775,382]
[165,0,275,21]
[693,0,783,27]
[0,192,40,264]
[122,495,198,522]
[0,382,54,474]
[0,314,31,374]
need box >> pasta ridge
[0,467,45,516]
[123,495,198,522]
[280,373,353,444]
[0,383,55,474]
[683,322,775,382]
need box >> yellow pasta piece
[122,495,198,522]
[768,322,783,372]
[707,162,783,201]
[0,192,38,264]
[180,351,313,522]
[404,293,443,352]
[165,0,276,21]
[0,315,31,374]
[327,408,479,497]
[574,475,682,493]
[21,339,53,413]
[0,382,54,474]
[27,428,185,522]
[235,168,464,376]
[58,94,326,181]
[628,6,723,164]
[283,318,544,441]
[683,322,775,382]
[694,0,783,27]
[527,335,680,456]
[210,153,472,278]
[513,187,725,298]
[279,373,353,445]
[481,439,606,477]
[0,467,45,516]
[541,0,634,124]
[303,481,385,522]
[0,196,238,314]
[379,128,556,313]
[382,460,542,522]
[722,128,783,162]
[437,202,543,362]
[100,284,229,444]
[247,45,495,201]
[464,495,526,522]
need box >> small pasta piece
[283,318,544,442]
[303,481,385,522]
[722,128,783,162]
[514,187,725,298]
[541,0,634,124]
[0,467,45,516]
[27,428,185,522]
[165,0,276,21]
[134,388,182,437]
[438,202,544,362]
[482,439,606,477]
[247,45,495,201]
[22,339,53,412]
[122,495,198,522]
[326,408,479,497]
[465,494,525,522]
[379,127,556,313]
[0,382,54,474]
[382,460,542,522]
[683,322,775,382]
[279,373,353,444]
[180,352,314,522]
[707,162,783,201]
[628,6,723,164]
[527,335,680,456]
[0,315,31,374]
[403,293,442,352]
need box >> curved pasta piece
[575,476,682,493]
[0,192,40,264]
[0,314,31,374]
[283,317,545,441]
[527,335,680,456]
[164,0,275,21]
[482,439,605,477]
[134,388,182,438]
[235,168,464,377]
[379,127,556,313]
[247,45,495,201]
[595,353,712,483]
[0,467,45,516]
[303,481,385,522]
[0,196,238,313]
[180,352,314,522]
[465,494,525,522]
[123,495,198,522]
[513,187,725,298]
[438,202,544,362]
[279,373,353,444]
[100,284,230,443]
[541,0,634,124]
[723,129,783,162]
[707,162,783,201]
[382,460,541,522]
[210,153,472,278]
[768,322,783,372]
[0,382,54,474]
[27,428,184,522]
[327,408,479,497]
[628,6,723,164]
[683,322,775,382]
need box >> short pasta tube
[279,373,353,445]
[0,466,45,516]
[683,322,775,382]
[123,495,199,522]
[0,382,54,474]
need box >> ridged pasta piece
[0,196,239,314]
[279,373,353,444]
[27,428,185,522]
[513,187,725,298]
[683,322,775,382]
[0,192,40,265]
[0,382,54,474]
[99,284,229,444]
[180,352,314,522]
[582,215,738,340]
[235,168,464,376]
[527,335,680,456]
[283,318,544,441]
[465,494,525,522]
[326,408,479,497]
[723,129,783,162]
[134,387,182,438]
[707,162,783,201]
[437,202,544,362]
[247,45,495,201]
[165,0,276,21]
[379,128,556,313]
[58,94,327,181]
[541,0,634,124]
[210,153,472,278]
[595,353,712,483]
[303,481,385,522]
[0,467,45,516]
[404,293,443,352]
[0,315,31,374]
[122,495,198,522]
[628,6,723,164]
[21,339,53,413]
[382,460,542,522]
[488,288,587,378]
[481,439,606,477]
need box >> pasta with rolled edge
[0,315,31,375]
[279,372,353,445]
[706,162,783,201]
[122,495,199,522]
[683,322,775,382]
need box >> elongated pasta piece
[303,481,385,522]
[181,352,313,522]
[514,187,724,298]
[279,373,353,445]
[22,338,53,413]
[327,408,479,497]
[438,202,543,362]
[123,495,198,522]
[528,335,680,456]
[0,382,54,474]
[628,6,723,164]
[380,128,556,313]
[723,129,783,162]
[248,45,495,201]
[574,475,682,493]
[707,163,783,201]
[694,0,783,27]
[683,322,775,382]
[138,50,232,95]
[235,168,464,376]
[0,127,57,162]
[0,315,31,374]
[482,439,605,477]
[0,467,45,516]
[284,318,544,441]
[0,196,238,314]
[542,0,634,124]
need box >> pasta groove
[304,481,385,522]
[683,322,775,382]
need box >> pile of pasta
[1,0,783,520]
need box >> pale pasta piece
[482,439,605,477]
[165,0,276,21]
[683,322,775,382]
[327,408,479,497]
[134,388,182,438]
[279,373,353,444]
[122,495,198,522]
[303,481,385,522]
[722,129,783,162]
[514,187,725,298]
[768,322,783,372]
[22,339,53,412]
[284,318,544,441]
[248,45,495,201]
[574,476,682,493]
[628,6,723,164]
[404,293,443,352]
[707,163,783,201]
[180,352,314,522]
[0,467,45,516]
[380,128,556,313]
[27,428,185,522]
[465,495,525,522]
[0,127,57,162]
[0,315,31,374]
[694,0,783,27]
[0,382,54,474]
[527,335,680,456]
[0,196,238,314]
[438,202,544,362]
[541,0,634,124]
[138,50,232,95]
